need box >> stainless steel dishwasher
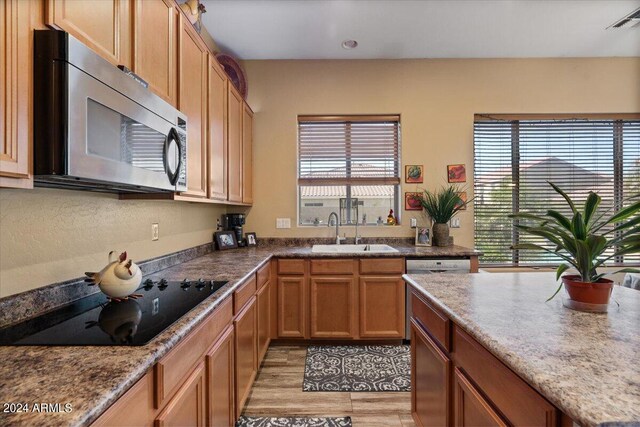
[405,258,471,340]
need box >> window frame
[473,113,640,267]
[296,115,402,227]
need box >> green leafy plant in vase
[416,185,472,246]
[509,182,640,305]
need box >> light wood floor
[243,345,416,427]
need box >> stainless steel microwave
[34,30,187,193]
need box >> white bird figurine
[85,251,143,301]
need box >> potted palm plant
[417,186,471,246]
[509,182,640,304]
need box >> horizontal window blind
[623,120,640,262]
[474,118,640,266]
[298,116,400,186]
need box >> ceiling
[200,0,640,60]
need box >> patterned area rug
[303,345,411,392]
[236,416,352,427]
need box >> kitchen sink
[311,244,399,254]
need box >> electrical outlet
[410,218,417,228]
[152,223,159,240]
[450,218,461,228]
[276,218,291,229]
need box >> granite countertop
[403,272,640,427]
[0,241,479,426]
[0,250,270,427]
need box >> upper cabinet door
[227,84,243,203]
[1,0,39,188]
[242,103,253,204]
[46,0,131,68]
[208,56,228,201]
[178,17,208,198]
[132,0,178,106]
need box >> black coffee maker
[223,213,246,247]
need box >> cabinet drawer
[278,259,305,275]
[411,291,450,352]
[155,297,233,408]
[453,327,558,426]
[234,275,257,314]
[310,259,355,275]
[257,262,271,289]
[360,258,404,275]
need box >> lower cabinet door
[277,276,307,338]
[206,325,235,427]
[310,276,356,338]
[359,276,405,338]
[91,371,155,426]
[154,362,206,427]
[256,280,271,363]
[411,319,451,427]
[454,368,507,427]
[234,296,257,418]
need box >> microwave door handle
[163,127,182,186]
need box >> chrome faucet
[354,218,361,244]
[327,212,345,244]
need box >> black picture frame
[214,231,238,250]
[245,232,257,247]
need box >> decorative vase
[561,275,614,305]
[432,223,451,247]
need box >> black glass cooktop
[0,279,228,346]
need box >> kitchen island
[403,272,640,427]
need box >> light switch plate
[410,218,417,228]
[276,218,291,229]
[450,218,461,228]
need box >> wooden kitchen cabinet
[411,318,451,427]
[46,0,131,68]
[206,325,235,427]
[454,368,507,427]
[277,276,308,338]
[410,288,561,427]
[275,257,404,341]
[227,83,243,203]
[132,0,178,106]
[234,296,257,418]
[242,103,253,204]
[92,371,156,427]
[257,279,271,363]
[178,17,208,198]
[0,0,41,189]
[154,362,207,427]
[208,55,228,201]
[453,327,558,426]
[359,276,405,338]
[310,277,357,338]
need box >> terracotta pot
[432,223,451,247]
[561,275,614,305]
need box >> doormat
[303,345,410,392]
[236,416,352,427]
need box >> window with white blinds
[298,115,401,226]
[474,117,640,265]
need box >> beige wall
[0,189,225,297]
[243,58,640,244]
